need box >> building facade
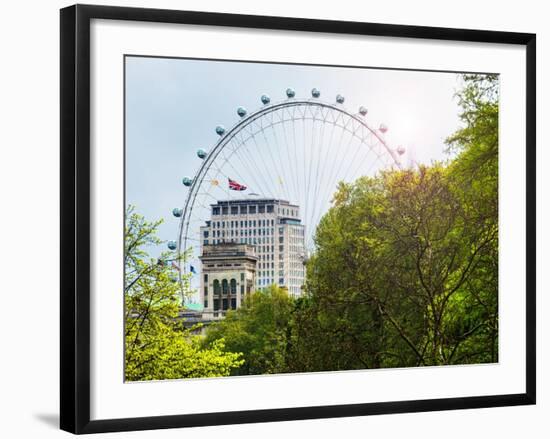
[199,243,257,320]
[200,198,306,297]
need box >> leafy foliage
[203,285,293,375]
[124,206,243,381]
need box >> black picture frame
[60,4,536,434]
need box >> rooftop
[200,242,258,260]
[211,198,298,208]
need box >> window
[231,298,237,309]
[222,279,229,295]
[230,279,237,294]
[279,236,284,243]
[240,273,244,281]
[203,240,208,245]
[213,207,220,215]
[204,274,208,282]
[222,298,228,310]
[249,206,256,214]
[204,299,208,308]
[213,298,220,310]
[240,285,244,294]
[213,279,221,295]
[279,245,284,252]
[231,206,238,215]
[267,205,274,213]
[203,230,209,238]
[259,205,265,214]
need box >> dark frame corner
[60,4,536,434]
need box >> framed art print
[60,4,536,434]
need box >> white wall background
[0,0,546,437]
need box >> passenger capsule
[215,125,225,136]
[182,176,193,186]
[359,106,368,116]
[397,146,406,155]
[336,94,345,104]
[167,240,177,250]
[261,94,271,105]
[379,124,388,133]
[311,88,321,98]
[172,207,183,217]
[237,107,247,117]
[196,148,207,159]
[286,88,296,98]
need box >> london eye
[167,88,406,297]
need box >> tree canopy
[203,285,293,375]
[124,207,243,381]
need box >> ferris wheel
[166,87,406,297]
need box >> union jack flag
[228,178,247,191]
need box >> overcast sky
[125,56,465,257]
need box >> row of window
[212,219,276,228]
[211,205,300,217]
[203,238,288,250]
[205,263,243,269]
[210,298,237,311]
[207,228,276,238]
[280,207,297,217]
[288,226,306,237]
[212,204,276,216]
[204,273,246,282]
[259,262,275,270]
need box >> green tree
[444,74,499,362]
[292,74,499,370]
[203,285,293,375]
[125,206,243,381]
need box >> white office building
[200,198,306,297]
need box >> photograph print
[124,56,498,382]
